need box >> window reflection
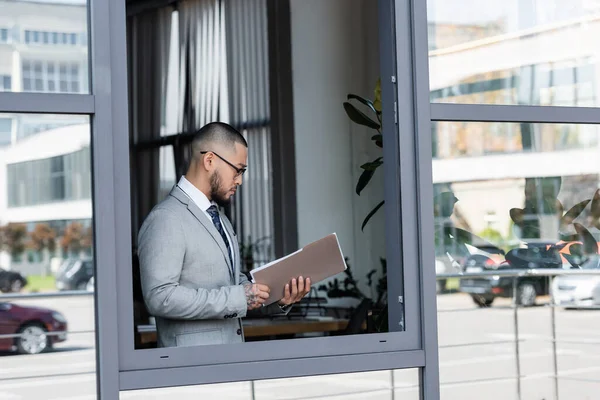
[432,121,599,158]
[0,113,96,399]
[432,122,600,294]
[428,0,600,106]
[0,0,89,94]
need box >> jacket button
[236,329,242,335]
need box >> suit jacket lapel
[170,186,234,277]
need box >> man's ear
[201,152,214,171]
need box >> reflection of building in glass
[0,0,88,96]
[0,0,90,272]
[429,5,600,258]
[0,122,92,272]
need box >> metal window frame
[113,0,439,394]
[415,2,600,400]
[0,0,126,399]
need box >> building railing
[1,269,599,399]
[437,268,600,400]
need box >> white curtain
[167,0,228,176]
[176,0,228,132]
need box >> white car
[552,256,600,308]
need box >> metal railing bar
[553,339,600,345]
[437,306,516,313]
[437,269,600,279]
[440,340,520,349]
[254,387,394,400]
[440,375,519,386]
[556,376,600,384]
[0,329,95,340]
[0,291,94,300]
[0,371,95,383]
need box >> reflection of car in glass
[0,302,67,354]
[55,258,94,291]
[552,256,600,308]
[460,244,562,307]
[0,269,27,293]
[86,276,94,292]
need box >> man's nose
[235,174,243,185]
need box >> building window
[0,118,11,146]
[0,28,8,43]
[0,75,11,91]
[7,147,91,207]
[23,29,83,46]
[22,60,82,94]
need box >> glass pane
[130,0,400,353]
[432,121,600,399]
[0,113,96,399]
[255,370,420,400]
[428,0,600,107]
[2,1,89,94]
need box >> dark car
[55,258,94,291]
[460,244,562,307]
[0,268,27,293]
[0,302,67,354]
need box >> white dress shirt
[177,176,235,268]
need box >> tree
[28,223,57,254]
[0,223,27,257]
[81,226,93,249]
[61,222,84,254]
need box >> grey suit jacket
[138,185,283,348]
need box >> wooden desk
[137,318,349,345]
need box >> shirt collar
[177,176,214,212]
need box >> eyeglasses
[201,151,247,177]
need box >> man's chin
[213,195,232,208]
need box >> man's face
[208,143,248,207]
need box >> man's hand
[279,276,311,307]
[244,283,270,310]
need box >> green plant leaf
[448,227,505,255]
[361,200,385,231]
[590,189,600,229]
[561,199,590,226]
[347,94,377,115]
[563,253,582,269]
[343,102,381,130]
[574,223,598,255]
[360,157,383,171]
[357,157,383,194]
[356,169,375,195]
[559,233,579,242]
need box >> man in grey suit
[138,122,310,348]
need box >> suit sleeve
[138,208,247,320]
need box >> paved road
[0,294,598,399]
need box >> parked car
[55,258,94,291]
[86,276,94,292]
[0,302,67,354]
[0,268,27,293]
[460,243,561,307]
[552,255,600,308]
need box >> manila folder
[250,233,347,305]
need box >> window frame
[114,0,436,392]
[0,0,447,397]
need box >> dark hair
[191,122,247,154]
